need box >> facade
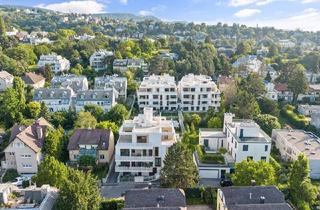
[94,75,127,99]
[298,84,320,102]
[0,71,14,92]
[2,118,52,174]
[232,55,262,76]
[113,59,148,73]
[178,74,221,112]
[199,129,226,152]
[274,83,293,101]
[115,108,177,181]
[21,72,45,89]
[51,74,88,93]
[68,129,115,164]
[278,39,296,49]
[89,50,113,71]
[124,188,186,210]
[264,82,278,101]
[37,54,70,73]
[33,88,74,112]
[137,74,178,111]
[298,104,320,116]
[217,186,292,210]
[75,89,116,112]
[272,129,320,179]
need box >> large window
[120,149,130,156]
[265,145,269,151]
[154,147,159,156]
[137,136,147,143]
[243,145,249,151]
[155,158,161,167]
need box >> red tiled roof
[274,83,288,91]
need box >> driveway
[187,205,212,210]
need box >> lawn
[196,146,225,164]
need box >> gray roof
[94,75,127,95]
[68,129,112,150]
[229,203,292,210]
[76,89,114,102]
[221,186,292,210]
[33,88,73,101]
[113,59,145,67]
[124,189,186,209]
[51,74,88,92]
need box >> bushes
[79,155,96,167]
[185,187,217,209]
[196,146,225,164]
[2,169,19,182]
[280,105,308,128]
[100,198,124,210]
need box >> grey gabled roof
[124,189,186,209]
[75,89,114,102]
[229,203,292,210]
[67,129,111,150]
[33,88,73,101]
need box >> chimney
[148,182,152,189]
[260,196,265,204]
[249,193,252,200]
[35,120,43,140]
[251,180,256,186]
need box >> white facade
[0,71,14,92]
[37,54,70,73]
[232,55,262,76]
[115,108,177,181]
[75,89,116,112]
[264,82,278,101]
[279,39,296,49]
[199,129,226,152]
[272,129,320,179]
[178,74,221,112]
[94,75,128,99]
[51,74,89,93]
[298,104,320,116]
[137,74,178,111]
[90,50,113,71]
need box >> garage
[199,169,219,179]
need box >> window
[21,154,31,158]
[22,164,32,168]
[243,145,249,151]
[155,158,161,167]
[235,142,237,149]
[137,136,147,143]
[74,154,78,159]
[261,156,267,161]
[265,145,269,151]
[120,149,130,156]
[154,147,159,156]
[100,154,105,159]
[9,152,14,156]
[149,149,153,156]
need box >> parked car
[220,179,233,187]
[11,176,31,186]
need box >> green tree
[264,71,272,82]
[55,168,101,210]
[13,77,26,111]
[231,90,260,119]
[84,104,104,121]
[236,40,252,55]
[288,154,318,210]
[26,102,41,119]
[74,111,97,129]
[79,155,96,167]
[0,15,6,36]
[255,114,281,135]
[231,160,276,186]
[208,117,222,128]
[288,64,308,104]
[241,73,266,97]
[39,102,50,119]
[257,97,279,116]
[6,45,37,65]
[191,114,201,127]
[160,143,199,188]
[0,88,23,128]
[96,121,119,138]
[105,104,128,126]
[43,126,66,160]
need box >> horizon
[0,0,320,32]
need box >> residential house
[232,55,263,77]
[124,188,187,210]
[51,74,88,93]
[89,50,113,71]
[75,89,116,112]
[217,47,235,58]
[33,88,74,112]
[305,71,320,84]
[21,72,45,89]
[37,54,70,73]
[257,45,269,57]
[115,108,177,182]
[2,118,52,174]
[278,39,296,49]
[298,104,320,116]
[94,75,127,99]
[272,129,320,179]
[0,71,14,92]
[68,129,114,164]
[137,74,178,111]
[274,83,293,101]
[178,74,221,112]
[113,59,148,73]
[298,84,320,102]
[217,186,293,210]
[264,82,278,101]
[158,52,179,61]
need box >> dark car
[220,179,233,187]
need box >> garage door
[199,169,219,178]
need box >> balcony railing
[115,166,153,172]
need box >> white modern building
[94,75,127,99]
[278,39,296,49]
[33,88,74,112]
[264,82,278,101]
[137,74,178,111]
[51,74,88,93]
[75,89,116,112]
[178,74,221,112]
[90,50,113,71]
[113,59,148,73]
[0,71,14,92]
[37,54,70,73]
[115,108,177,182]
[272,129,320,179]
[298,104,320,116]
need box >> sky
[1,0,320,31]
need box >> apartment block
[178,74,221,112]
[75,89,116,112]
[94,75,127,99]
[37,54,70,73]
[89,50,113,71]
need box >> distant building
[2,118,52,174]
[278,39,296,49]
[298,84,320,102]
[94,75,127,99]
[113,59,148,73]
[137,74,178,111]
[274,83,293,101]
[178,74,221,112]
[21,72,45,89]
[37,54,70,73]
[158,52,179,60]
[33,88,74,112]
[68,129,115,164]
[90,50,113,71]
[217,186,293,210]
[298,104,320,116]
[51,74,88,93]
[264,82,278,101]
[272,129,320,179]
[124,188,187,210]
[305,71,320,84]
[0,71,14,92]
[75,89,116,112]
[232,55,262,77]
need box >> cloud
[119,0,128,5]
[229,0,258,6]
[301,0,320,3]
[138,4,167,16]
[36,0,106,14]
[138,10,153,16]
[289,8,319,20]
[234,9,261,17]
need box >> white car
[11,176,32,186]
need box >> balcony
[79,148,97,159]
[115,166,153,173]
[115,155,154,161]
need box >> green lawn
[196,146,225,164]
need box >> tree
[240,73,266,97]
[74,111,97,129]
[0,16,6,36]
[255,114,281,135]
[55,168,101,210]
[208,117,222,128]
[236,40,252,55]
[288,64,308,104]
[231,90,260,119]
[26,102,41,119]
[160,143,199,188]
[0,88,23,128]
[231,160,276,186]
[105,104,128,126]
[39,102,50,119]
[6,45,37,65]
[96,121,119,138]
[191,114,201,127]
[43,126,66,160]
[265,71,272,82]
[79,155,96,167]
[13,77,26,111]
[301,52,320,72]
[257,97,279,117]
[84,104,104,121]
[288,154,318,209]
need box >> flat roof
[199,128,226,138]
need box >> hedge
[2,169,19,182]
[196,145,225,164]
[185,187,217,209]
[100,198,124,210]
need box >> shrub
[79,155,96,167]
[22,180,30,188]
[196,145,225,164]
[100,198,124,210]
[2,169,19,182]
